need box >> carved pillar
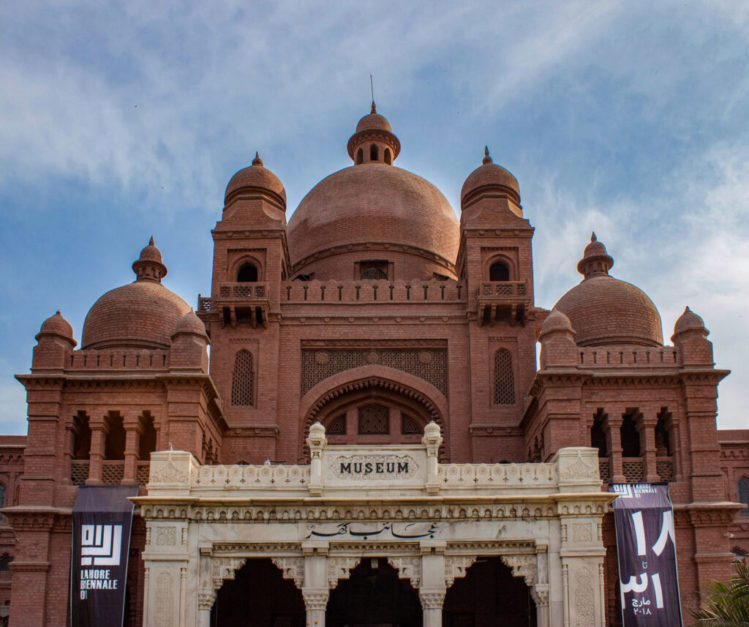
[123,417,143,485]
[306,423,327,496]
[419,589,445,627]
[604,412,625,483]
[303,544,328,627]
[86,422,107,485]
[302,588,328,627]
[531,585,549,627]
[640,413,659,483]
[197,591,215,627]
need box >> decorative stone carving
[271,557,304,587]
[327,556,360,588]
[571,563,595,625]
[557,448,598,483]
[419,589,446,609]
[444,555,477,587]
[531,583,549,607]
[198,590,216,611]
[500,554,537,586]
[155,526,177,546]
[570,522,593,543]
[154,572,174,627]
[211,557,245,591]
[302,588,329,611]
[389,556,421,588]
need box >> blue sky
[1,1,748,434]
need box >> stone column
[531,585,550,627]
[604,411,625,483]
[419,589,445,627]
[86,422,107,484]
[122,417,142,484]
[640,413,659,483]
[303,544,328,627]
[197,591,215,627]
[302,588,328,627]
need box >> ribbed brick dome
[81,240,191,350]
[38,311,75,340]
[224,153,286,207]
[554,235,663,347]
[461,147,520,207]
[287,163,459,268]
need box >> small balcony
[198,282,269,328]
[476,281,530,326]
[597,456,675,485]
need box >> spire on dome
[132,237,167,283]
[371,100,377,114]
[252,151,263,167]
[591,232,597,242]
[348,104,400,166]
[483,146,493,165]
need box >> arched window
[105,412,126,460]
[738,477,749,516]
[356,148,363,165]
[370,144,378,161]
[237,262,258,283]
[384,148,392,165]
[231,350,255,406]
[591,410,608,457]
[620,413,641,457]
[489,261,510,281]
[493,349,515,405]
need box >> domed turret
[36,311,75,344]
[224,152,286,210]
[461,147,521,209]
[81,239,191,350]
[554,234,663,347]
[672,306,708,341]
[173,310,208,339]
[539,309,575,339]
[346,102,401,166]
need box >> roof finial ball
[252,151,263,167]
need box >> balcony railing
[477,281,530,325]
[71,460,151,486]
[597,456,675,485]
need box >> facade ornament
[270,557,305,588]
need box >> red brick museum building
[1,105,748,626]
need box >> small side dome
[539,309,575,338]
[554,234,663,347]
[173,311,208,338]
[224,152,286,208]
[37,311,75,343]
[672,306,708,341]
[461,147,520,208]
[82,239,191,350]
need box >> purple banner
[610,484,682,626]
[70,485,138,627]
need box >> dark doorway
[211,559,305,627]
[443,557,536,627]
[327,558,422,627]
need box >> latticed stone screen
[327,414,347,434]
[231,350,255,406]
[493,348,515,405]
[401,415,422,434]
[301,348,447,395]
[358,404,389,434]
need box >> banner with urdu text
[71,485,138,627]
[610,483,682,626]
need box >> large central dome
[287,105,459,277]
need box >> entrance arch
[327,558,422,627]
[211,558,305,627]
[443,557,536,627]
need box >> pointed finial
[591,232,597,242]
[371,100,377,114]
[370,73,376,113]
[482,145,493,165]
[149,235,155,246]
[56,310,61,315]
[252,151,263,166]
[685,306,691,313]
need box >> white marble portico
[135,423,614,627]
